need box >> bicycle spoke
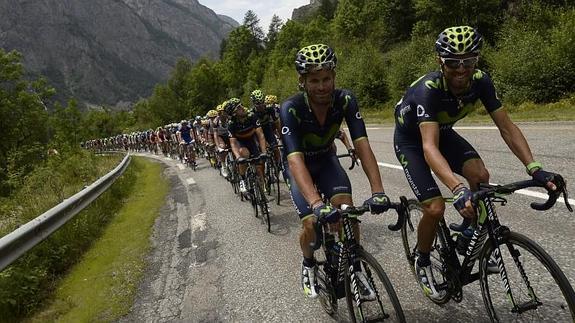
[481,232,575,322]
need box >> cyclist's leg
[315,153,354,236]
[394,136,444,253]
[284,162,321,298]
[395,134,447,300]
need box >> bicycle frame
[434,195,538,309]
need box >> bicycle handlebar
[473,174,572,212]
[336,151,359,170]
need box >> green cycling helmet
[435,26,482,57]
[295,44,337,75]
[224,98,241,115]
[250,89,265,104]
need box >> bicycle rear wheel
[345,248,406,322]
[480,231,575,322]
[255,180,270,232]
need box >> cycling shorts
[394,128,481,203]
[237,137,261,158]
[286,152,352,220]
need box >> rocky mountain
[291,0,338,21]
[0,0,238,106]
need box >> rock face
[291,0,338,21]
[0,0,238,106]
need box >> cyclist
[250,89,282,175]
[214,103,231,177]
[393,26,559,301]
[205,109,219,167]
[264,94,280,118]
[280,44,390,299]
[177,119,196,166]
[225,98,268,193]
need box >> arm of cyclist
[491,109,557,191]
[353,137,390,214]
[255,127,267,156]
[230,137,242,160]
[420,122,475,218]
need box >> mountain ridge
[0,0,239,106]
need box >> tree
[187,58,226,115]
[318,0,337,20]
[265,14,283,49]
[243,10,265,45]
[0,49,52,196]
[413,0,502,42]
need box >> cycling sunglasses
[440,56,479,69]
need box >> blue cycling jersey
[280,89,367,159]
[394,70,502,137]
[179,124,192,143]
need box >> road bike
[312,203,406,322]
[398,176,574,321]
[238,155,271,232]
[264,144,282,205]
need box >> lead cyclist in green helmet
[393,25,561,301]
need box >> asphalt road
[121,122,575,322]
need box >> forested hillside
[1,0,574,197]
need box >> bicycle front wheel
[344,248,406,322]
[480,231,575,322]
[400,198,422,266]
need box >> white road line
[453,126,498,130]
[186,177,196,185]
[377,161,575,205]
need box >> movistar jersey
[227,112,259,140]
[394,70,502,137]
[252,106,278,127]
[280,89,367,158]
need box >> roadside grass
[26,157,168,322]
[362,96,575,125]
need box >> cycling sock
[303,257,316,267]
[416,251,431,267]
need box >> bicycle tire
[255,179,271,232]
[400,199,452,304]
[317,263,338,318]
[479,231,575,322]
[400,198,422,266]
[344,248,406,322]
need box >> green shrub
[383,35,437,104]
[487,7,575,104]
[0,151,127,320]
[336,42,389,108]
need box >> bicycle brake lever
[563,188,573,212]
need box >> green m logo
[400,154,408,167]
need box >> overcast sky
[199,1,311,33]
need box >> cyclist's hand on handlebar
[363,192,390,214]
[531,169,557,191]
[453,185,475,219]
[313,203,340,224]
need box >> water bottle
[456,227,474,255]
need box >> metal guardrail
[0,154,132,271]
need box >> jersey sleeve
[279,100,302,157]
[341,90,368,141]
[477,71,503,112]
[412,83,439,125]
